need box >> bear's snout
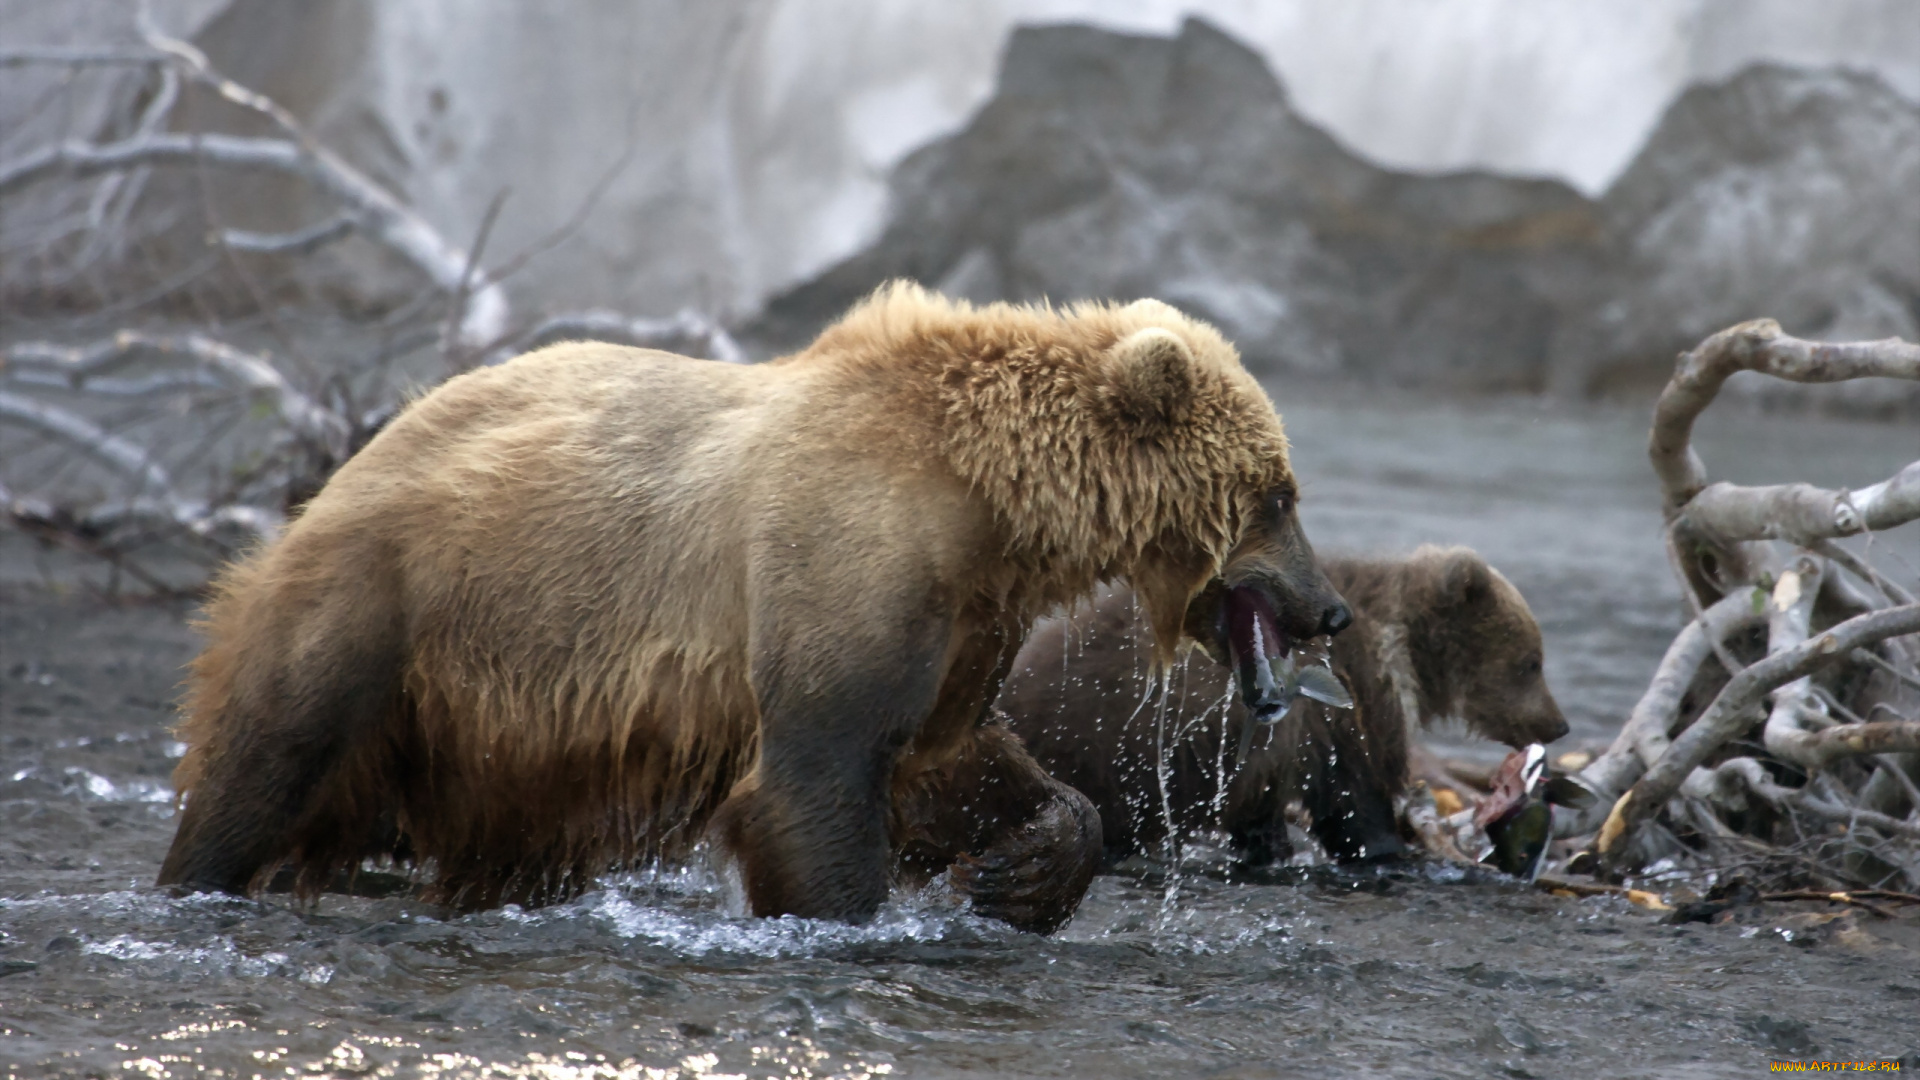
[1494,686,1569,747]
[1530,704,1571,745]
[1318,601,1352,637]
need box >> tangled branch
[1595,602,1920,859]
[482,309,746,368]
[3,333,349,459]
[1553,590,1764,837]
[0,26,744,587]
[0,130,508,350]
[1567,318,1920,886]
[1649,319,1920,512]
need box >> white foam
[81,934,292,978]
[61,767,174,804]
[498,882,1009,959]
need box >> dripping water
[1205,685,1237,828]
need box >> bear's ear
[1107,327,1195,426]
[1438,548,1494,607]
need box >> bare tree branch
[221,214,355,256]
[0,389,178,498]
[66,497,280,540]
[1649,319,1920,514]
[0,49,166,67]
[2,333,348,459]
[1816,540,1917,607]
[1597,602,1920,866]
[0,389,283,543]
[1679,461,1920,546]
[3,369,223,397]
[1688,757,1920,842]
[0,134,293,197]
[1556,590,1764,837]
[131,3,510,349]
[0,135,508,349]
[2,17,742,588]
[440,189,510,370]
[1855,648,1920,695]
[1783,722,1920,770]
[485,308,747,367]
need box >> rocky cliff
[759,20,1920,398]
[1557,65,1920,398]
[5,7,1916,399]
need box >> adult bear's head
[833,284,1350,711]
[1091,323,1353,716]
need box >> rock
[757,18,1601,392]
[7,8,1914,402]
[758,21,1920,403]
[1554,64,1920,402]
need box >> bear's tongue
[1224,585,1291,720]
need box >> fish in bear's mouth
[1223,584,1292,721]
[1220,585,1352,743]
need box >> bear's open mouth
[1223,585,1293,720]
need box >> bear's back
[276,344,784,755]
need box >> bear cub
[999,545,1567,866]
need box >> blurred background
[6,0,1918,391]
[4,7,1920,1074]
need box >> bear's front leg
[716,584,955,924]
[896,720,1102,934]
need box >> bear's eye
[1520,657,1542,676]
[1271,491,1294,516]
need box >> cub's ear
[1107,327,1195,426]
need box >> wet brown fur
[1001,546,1567,865]
[162,283,1320,924]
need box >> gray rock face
[761,19,1600,392]
[760,20,1920,399]
[8,8,1914,399]
[1555,64,1920,398]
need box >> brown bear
[156,282,1352,934]
[999,545,1566,868]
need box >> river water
[4,387,1918,1078]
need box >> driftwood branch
[1649,319,1920,514]
[0,131,507,350]
[1855,648,1920,695]
[1760,557,1828,768]
[1778,722,1920,770]
[483,309,747,367]
[1686,757,1920,842]
[2,333,349,459]
[1678,461,1920,547]
[1556,590,1763,837]
[1559,316,1920,888]
[1597,603,1920,865]
[221,215,356,256]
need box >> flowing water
[4,387,1918,1078]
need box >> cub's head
[1402,546,1567,747]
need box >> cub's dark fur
[999,546,1567,865]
